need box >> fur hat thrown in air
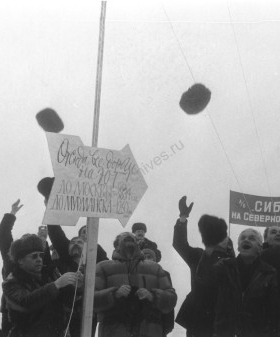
[132,222,147,233]
[37,177,54,199]
[198,214,228,247]
[36,108,64,133]
[179,83,211,115]
[9,234,44,263]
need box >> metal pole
[81,2,107,337]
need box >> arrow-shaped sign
[43,132,148,227]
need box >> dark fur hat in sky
[36,108,64,132]
[198,214,227,247]
[179,83,211,114]
[37,177,54,199]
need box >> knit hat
[198,214,228,247]
[142,248,156,262]
[37,177,54,199]
[9,234,44,263]
[132,222,147,233]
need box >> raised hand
[11,199,23,216]
[178,196,194,217]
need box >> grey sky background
[1,1,280,335]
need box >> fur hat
[198,214,228,247]
[37,177,54,199]
[142,248,156,262]
[179,83,211,115]
[9,234,44,263]
[132,222,147,233]
[36,108,64,133]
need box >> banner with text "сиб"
[229,190,280,227]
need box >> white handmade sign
[43,132,148,226]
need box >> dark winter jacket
[261,243,280,291]
[94,249,177,337]
[173,219,234,336]
[0,214,59,337]
[2,267,67,337]
[213,256,280,337]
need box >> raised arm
[0,199,23,278]
[173,196,202,268]
[47,225,70,259]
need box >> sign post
[43,132,148,335]
[43,2,148,336]
[82,2,105,335]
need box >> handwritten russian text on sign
[229,190,280,227]
[43,132,148,227]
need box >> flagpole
[81,2,107,337]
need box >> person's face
[143,252,155,262]
[119,233,137,252]
[238,229,262,258]
[134,229,145,240]
[265,226,280,246]
[68,237,84,257]
[18,251,44,274]
[79,227,87,242]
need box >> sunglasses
[27,252,44,260]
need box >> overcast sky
[1,1,280,335]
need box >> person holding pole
[0,200,59,337]
[37,176,108,337]
[2,234,82,337]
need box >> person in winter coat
[142,248,175,337]
[2,234,82,337]
[213,228,280,337]
[0,200,23,337]
[261,226,280,279]
[173,196,235,337]
[0,200,59,337]
[94,232,177,337]
[132,222,162,262]
[37,176,108,337]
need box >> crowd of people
[0,180,280,337]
